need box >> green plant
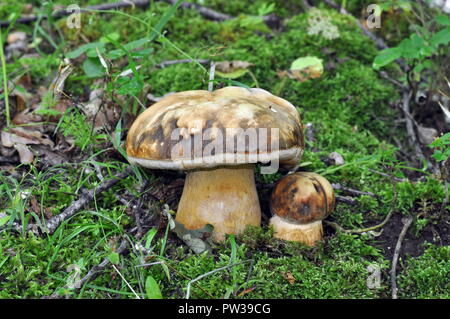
[373,12,450,80]
[429,132,450,163]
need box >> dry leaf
[13,143,34,164]
[281,271,296,284]
[215,61,253,73]
[1,127,54,148]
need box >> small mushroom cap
[126,87,304,170]
[270,172,334,224]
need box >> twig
[0,155,19,164]
[390,215,414,299]
[0,28,10,127]
[112,264,141,299]
[398,90,431,169]
[368,168,407,182]
[44,167,133,234]
[164,0,232,21]
[208,62,215,92]
[439,172,449,217]
[185,259,254,299]
[326,174,398,234]
[49,239,129,298]
[335,196,357,205]
[0,0,275,27]
[332,183,377,197]
[154,59,209,69]
[0,0,151,27]
[379,71,407,90]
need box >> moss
[398,245,450,299]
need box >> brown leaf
[7,31,26,44]
[14,143,34,164]
[215,61,253,73]
[281,271,296,284]
[1,127,54,148]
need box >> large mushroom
[270,172,335,246]
[126,87,304,241]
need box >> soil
[375,212,449,260]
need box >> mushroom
[269,172,334,246]
[126,86,304,241]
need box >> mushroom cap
[270,172,334,224]
[126,86,304,170]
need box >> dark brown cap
[270,172,334,224]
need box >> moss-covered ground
[0,0,448,299]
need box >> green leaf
[0,214,10,227]
[66,42,104,59]
[106,37,151,60]
[372,47,401,70]
[435,15,450,26]
[107,252,120,265]
[215,68,249,79]
[100,32,120,43]
[82,58,106,78]
[116,77,144,96]
[145,276,163,299]
[149,0,183,42]
[430,27,450,48]
[145,228,158,250]
[290,56,323,72]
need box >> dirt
[375,211,449,260]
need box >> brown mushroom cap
[270,172,335,224]
[126,86,304,170]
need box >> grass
[0,0,448,299]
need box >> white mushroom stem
[269,215,323,246]
[175,164,261,242]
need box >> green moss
[398,245,450,299]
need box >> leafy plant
[373,14,450,77]
[429,132,450,162]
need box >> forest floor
[0,0,449,299]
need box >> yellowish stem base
[270,215,323,246]
[176,165,261,242]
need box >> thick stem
[270,215,323,246]
[176,165,261,242]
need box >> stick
[208,62,215,92]
[44,167,133,234]
[398,90,432,170]
[390,215,414,299]
[154,59,209,69]
[185,260,254,299]
[0,0,151,27]
[0,0,275,27]
[335,195,357,205]
[326,175,398,234]
[112,264,141,299]
[332,183,377,197]
[164,0,232,21]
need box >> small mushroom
[269,172,334,246]
[126,86,304,241]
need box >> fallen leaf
[329,151,345,165]
[7,31,26,44]
[13,143,34,164]
[215,61,253,79]
[278,56,324,82]
[1,127,54,148]
[281,271,296,284]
